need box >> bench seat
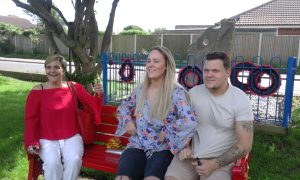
[27,105,251,180]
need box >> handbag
[68,82,96,145]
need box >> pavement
[0,56,299,96]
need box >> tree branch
[96,0,119,72]
[51,5,69,25]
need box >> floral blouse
[115,84,198,157]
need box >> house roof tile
[234,0,300,26]
[0,15,36,29]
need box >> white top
[189,84,254,158]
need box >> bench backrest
[96,105,129,145]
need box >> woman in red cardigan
[24,54,103,180]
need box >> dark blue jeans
[116,148,174,180]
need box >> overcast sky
[1,0,271,32]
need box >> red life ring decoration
[249,65,281,96]
[230,62,256,92]
[178,66,203,89]
[118,58,135,83]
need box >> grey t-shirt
[190,84,254,158]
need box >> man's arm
[193,120,253,177]
[216,120,254,167]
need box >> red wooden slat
[82,145,120,173]
[96,123,118,133]
[100,114,119,125]
[95,133,128,145]
[102,105,118,114]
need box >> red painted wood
[96,123,118,134]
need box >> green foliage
[0,36,15,54]
[119,25,149,35]
[0,23,44,54]
[65,71,98,86]
[22,28,42,37]
[292,97,300,127]
[81,168,114,180]
[0,23,43,37]
[98,31,105,35]
[123,25,143,31]
[0,23,22,35]
[152,27,166,34]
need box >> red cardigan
[24,82,103,149]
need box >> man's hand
[125,121,137,136]
[192,159,218,178]
[179,146,192,160]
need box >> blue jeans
[116,148,174,180]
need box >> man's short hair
[206,52,230,69]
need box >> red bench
[27,105,251,180]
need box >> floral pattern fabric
[115,85,198,157]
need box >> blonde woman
[115,46,198,180]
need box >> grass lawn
[0,75,36,179]
[0,75,299,179]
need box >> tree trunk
[12,0,120,94]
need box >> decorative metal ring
[118,58,135,83]
[178,66,203,90]
[249,65,281,96]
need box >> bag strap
[67,81,79,109]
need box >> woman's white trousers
[39,134,84,180]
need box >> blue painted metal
[101,52,296,128]
[282,57,297,128]
[101,52,108,104]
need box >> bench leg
[28,155,43,180]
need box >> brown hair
[44,54,67,72]
[205,52,230,69]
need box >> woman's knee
[43,159,63,171]
[63,156,82,168]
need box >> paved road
[0,59,45,74]
[1,56,299,96]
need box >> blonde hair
[135,46,176,120]
[44,54,67,72]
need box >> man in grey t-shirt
[166,52,254,180]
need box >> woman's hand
[93,83,103,97]
[27,145,39,155]
[126,121,137,136]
